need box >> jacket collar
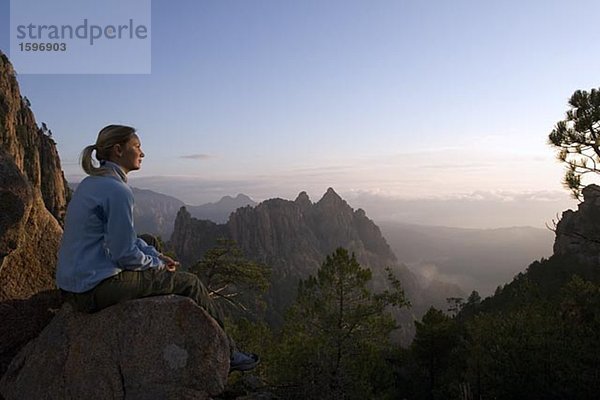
[100,160,128,183]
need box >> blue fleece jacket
[56,161,164,293]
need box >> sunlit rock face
[0,51,69,302]
[0,52,70,225]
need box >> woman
[57,124,258,372]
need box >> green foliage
[460,277,600,400]
[400,307,461,400]
[548,88,600,199]
[190,238,270,317]
[270,248,409,400]
[446,296,465,316]
[466,290,481,305]
[447,290,481,320]
[465,303,557,398]
[412,308,459,366]
[394,251,600,400]
[475,254,600,314]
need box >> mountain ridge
[170,188,464,340]
[118,184,553,298]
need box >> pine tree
[272,248,409,399]
[189,238,270,317]
[411,307,460,400]
[548,88,600,199]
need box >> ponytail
[79,125,136,176]
[80,144,106,176]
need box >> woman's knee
[173,271,201,286]
[167,271,201,296]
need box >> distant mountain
[131,188,186,240]
[186,194,256,223]
[170,188,464,342]
[378,221,553,296]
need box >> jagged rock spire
[294,191,312,210]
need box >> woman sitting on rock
[56,124,258,372]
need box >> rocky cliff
[0,296,230,400]
[171,188,462,337]
[171,207,229,266]
[131,187,185,239]
[553,184,600,264]
[0,52,70,224]
[227,189,407,296]
[0,51,69,301]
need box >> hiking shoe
[230,351,260,372]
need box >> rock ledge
[0,295,229,400]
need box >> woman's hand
[159,254,180,272]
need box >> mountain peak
[294,191,312,208]
[295,191,309,200]
[318,187,343,203]
[185,194,256,224]
[215,193,255,206]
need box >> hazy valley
[121,185,554,299]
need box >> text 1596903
[18,42,67,52]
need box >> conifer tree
[411,307,460,399]
[549,88,600,199]
[272,248,409,399]
[190,238,270,316]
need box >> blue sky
[1,0,598,226]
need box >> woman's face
[114,134,145,173]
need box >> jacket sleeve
[135,237,162,257]
[104,186,164,271]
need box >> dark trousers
[63,269,225,329]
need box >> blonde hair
[80,124,136,176]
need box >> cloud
[344,188,577,229]
[391,146,466,156]
[420,162,494,171]
[179,154,214,160]
[104,174,579,229]
[413,263,469,288]
[427,190,569,203]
